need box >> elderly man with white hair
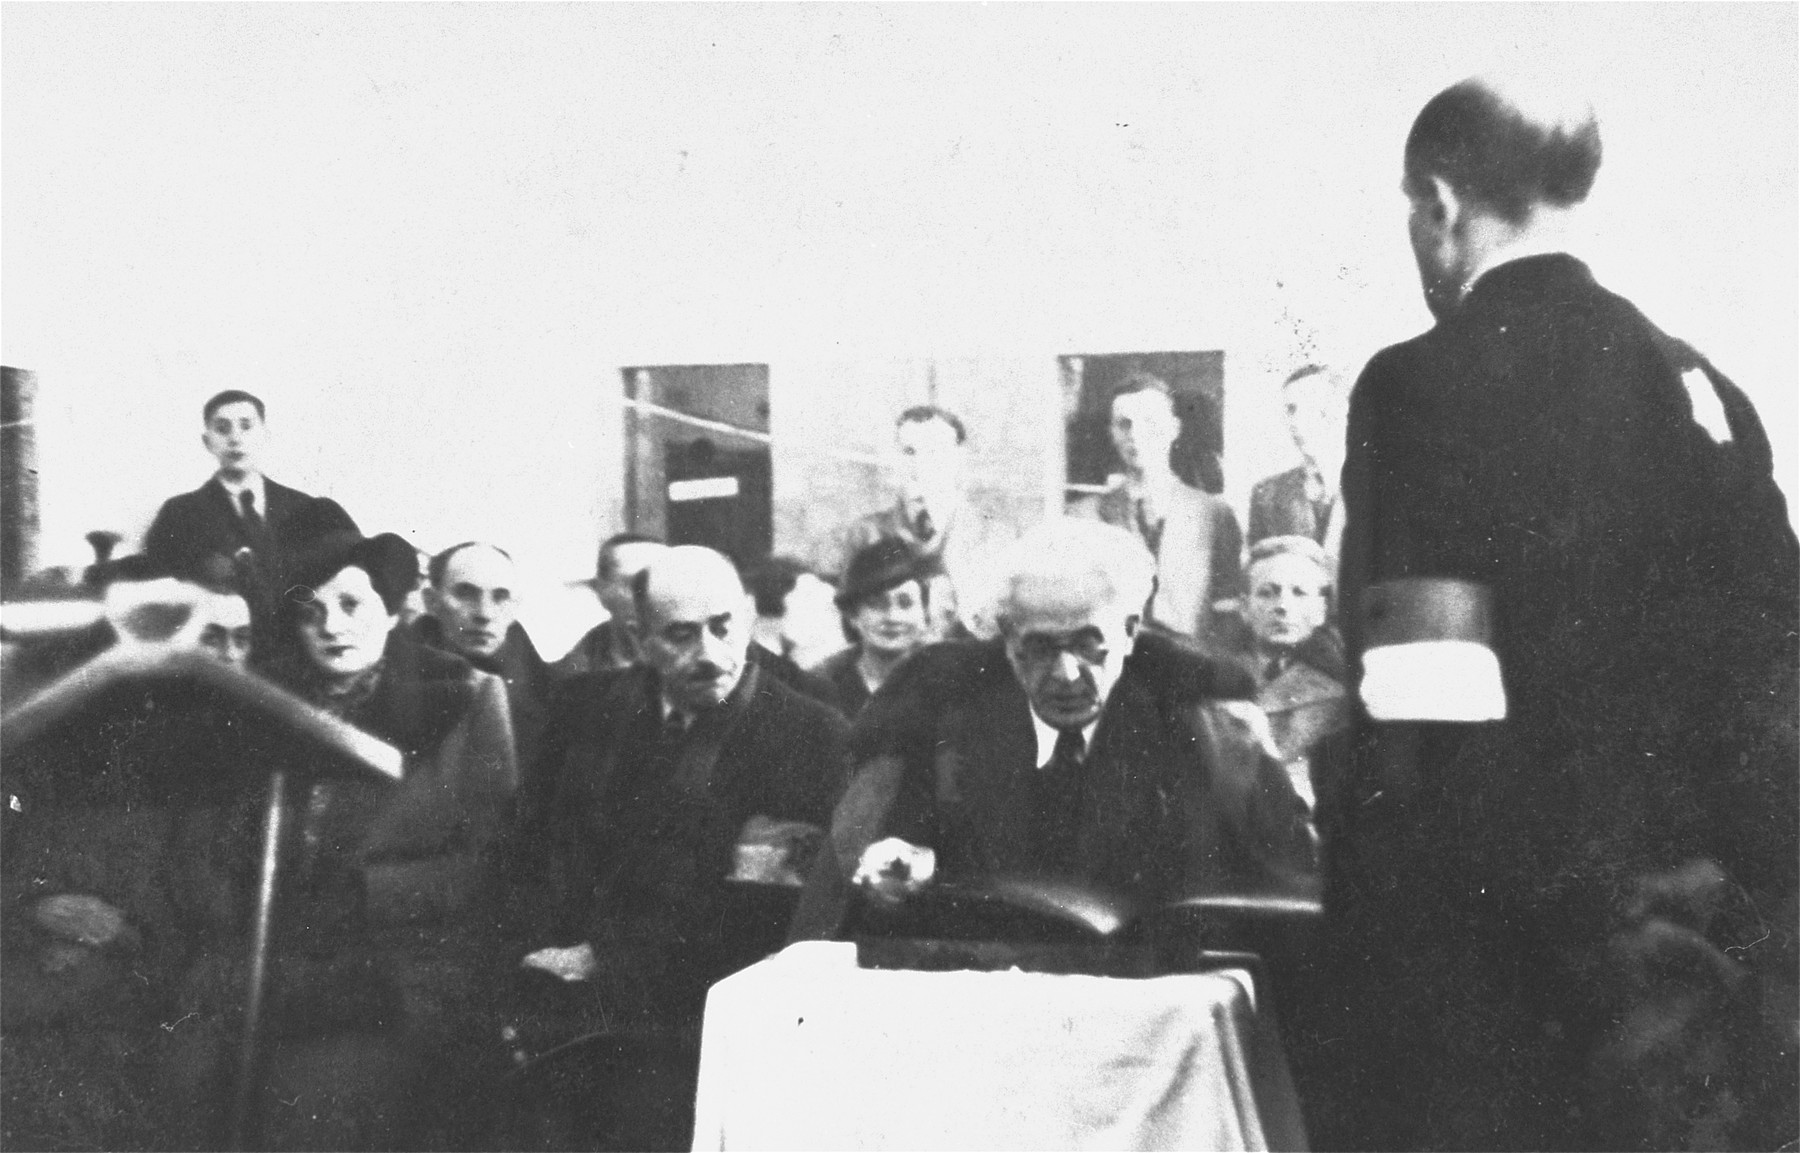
[790,518,1316,942]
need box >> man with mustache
[790,518,1315,942]
[507,545,849,1148]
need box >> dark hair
[596,532,664,582]
[1404,77,1601,225]
[203,389,266,423]
[428,541,512,587]
[743,556,810,617]
[895,405,967,445]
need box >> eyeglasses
[1009,627,1110,666]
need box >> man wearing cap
[144,390,358,597]
[1302,76,1799,1150]
[789,518,1315,942]
[808,537,939,716]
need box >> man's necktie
[1134,498,1165,557]
[237,489,272,561]
[914,507,935,542]
[1049,728,1086,776]
[1303,468,1334,541]
[1032,728,1087,866]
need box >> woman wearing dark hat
[809,537,939,716]
[231,530,518,1148]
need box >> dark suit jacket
[512,660,850,1008]
[809,646,872,717]
[143,476,357,587]
[549,618,638,678]
[1313,253,1799,1150]
[1247,465,1332,546]
[412,617,553,777]
[748,641,847,716]
[789,632,1318,940]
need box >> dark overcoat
[512,661,850,1015]
[788,632,1319,940]
[1308,254,1799,1150]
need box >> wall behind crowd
[5,5,1794,591]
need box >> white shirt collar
[1030,708,1101,770]
[216,472,267,517]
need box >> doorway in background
[622,363,773,566]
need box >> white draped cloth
[691,941,1307,1151]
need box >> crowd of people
[2,73,1794,1153]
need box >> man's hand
[520,942,597,982]
[852,837,936,906]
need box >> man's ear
[421,585,445,616]
[1124,613,1142,638]
[1423,174,1467,236]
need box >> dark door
[622,364,773,566]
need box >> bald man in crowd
[415,541,553,771]
[507,546,849,1147]
[1296,76,1799,1151]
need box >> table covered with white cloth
[691,940,1307,1151]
